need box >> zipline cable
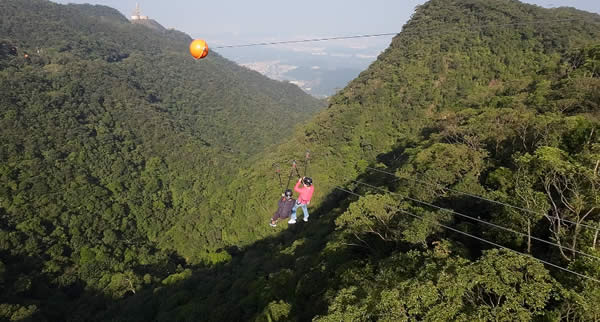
[334,186,600,284]
[214,18,585,49]
[349,179,600,262]
[304,151,310,178]
[366,166,600,230]
[214,32,398,49]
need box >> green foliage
[106,271,141,298]
[204,251,233,265]
[315,249,558,322]
[0,0,322,318]
[335,194,401,243]
[161,269,192,286]
[0,304,38,322]
[515,145,599,260]
[182,0,600,320]
[559,251,600,320]
[399,143,489,201]
[401,209,449,247]
[315,287,370,322]
[2,0,600,320]
[256,300,292,322]
[461,250,556,321]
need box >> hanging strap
[286,160,298,189]
[293,160,301,179]
[303,150,310,177]
[273,163,283,190]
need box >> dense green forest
[109,0,599,321]
[0,0,324,320]
[1,0,600,321]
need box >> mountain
[198,0,600,257]
[0,0,323,319]
[97,0,600,321]
[2,0,600,320]
[131,18,167,33]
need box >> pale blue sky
[51,0,600,43]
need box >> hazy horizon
[48,0,600,97]
[51,0,599,48]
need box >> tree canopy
[1,0,600,321]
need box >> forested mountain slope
[0,0,323,320]
[204,0,600,255]
[100,0,600,321]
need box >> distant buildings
[130,3,148,20]
[129,3,166,32]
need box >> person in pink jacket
[288,177,314,224]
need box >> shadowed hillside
[2,0,600,321]
[110,0,600,320]
[0,0,324,319]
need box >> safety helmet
[284,189,293,198]
[303,177,313,186]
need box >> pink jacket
[294,180,314,204]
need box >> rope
[334,186,600,284]
[366,166,600,230]
[350,179,600,262]
[214,18,586,49]
[285,161,298,189]
[215,33,397,49]
[272,163,283,190]
[304,151,310,178]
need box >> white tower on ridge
[131,3,148,20]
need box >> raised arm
[294,178,302,193]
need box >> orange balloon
[189,39,209,59]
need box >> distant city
[205,32,394,98]
[125,4,393,98]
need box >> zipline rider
[270,189,295,227]
[288,177,314,224]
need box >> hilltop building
[130,3,148,20]
[129,3,166,32]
